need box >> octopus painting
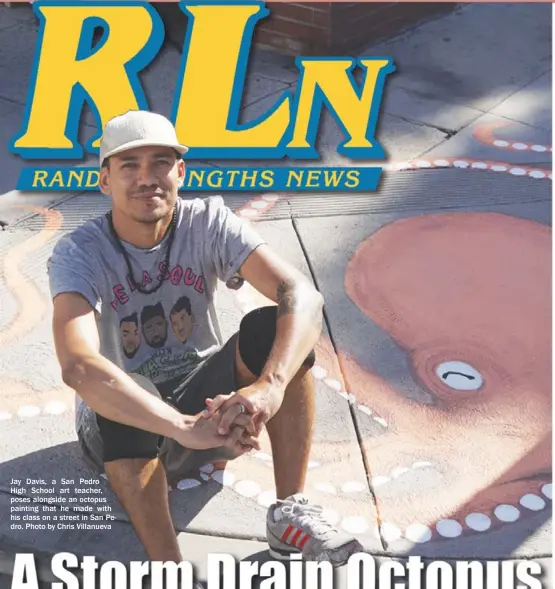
[341,211,551,544]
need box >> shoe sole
[267,545,355,567]
[268,546,300,560]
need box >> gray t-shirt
[47,196,265,422]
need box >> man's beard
[131,208,169,224]
[128,192,172,224]
[123,345,139,359]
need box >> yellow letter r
[11,2,163,159]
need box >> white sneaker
[266,494,364,566]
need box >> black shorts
[77,306,315,483]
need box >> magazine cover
[0,0,551,587]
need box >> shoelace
[282,503,338,538]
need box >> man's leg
[235,306,363,563]
[104,457,181,561]
[234,328,315,499]
[78,374,182,561]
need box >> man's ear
[177,159,186,187]
[99,167,111,195]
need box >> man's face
[142,315,168,348]
[171,309,193,343]
[99,145,185,224]
[120,320,140,357]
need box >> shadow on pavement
[0,441,224,563]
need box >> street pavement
[0,2,551,586]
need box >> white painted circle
[324,378,342,391]
[412,461,433,469]
[435,361,483,390]
[380,523,403,542]
[199,463,215,473]
[512,143,528,150]
[433,159,450,167]
[43,401,66,415]
[341,481,366,493]
[257,491,276,507]
[417,161,432,167]
[471,162,488,169]
[519,494,546,511]
[436,519,463,538]
[342,516,368,534]
[358,405,373,416]
[391,467,410,479]
[372,476,390,487]
[177,479,201,490]
[491,165,508,172]
[494,504,520,522]
[541,483,552,499]
[531,145,547,152]
[0,412,12,420]
[211,470,235,486]
[529,170,546,179]
[311,366,327,379]
[374,416,388,427]
[510,168,526,176]
[322,509,340,526]
[18,405,41,418]
[465,513,491,531]
[234,480,261,498]
[453,160,469,168]
[405,523,432,543]
[493,140,509,147]
[250,201,269,210]
[314,482,337,494]
[262,194,279,202]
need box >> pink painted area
[342,212,552,528]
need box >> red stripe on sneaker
[281,525,294,542]
[299,533,311,549]
[291,529,303,546]
[295,532,307,547]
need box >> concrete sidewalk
[0,1,551,585]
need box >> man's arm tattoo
[276,278,323,328]
[276,279,297,316]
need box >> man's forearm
[260,276,324,388]
[62,355,191,440]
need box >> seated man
[48,110,363,566]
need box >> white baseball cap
[99,110,189,165]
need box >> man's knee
[97,373,162,464]
[97,415,161,464]
[238,306,316,377]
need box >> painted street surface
[0,1,551,579]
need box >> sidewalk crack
[290,216,386,548]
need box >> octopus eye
[435,361,483,391]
